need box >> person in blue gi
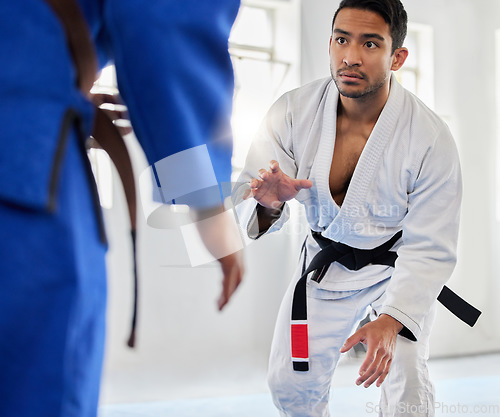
[0,1,243,417]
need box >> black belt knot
[310,230,401,272]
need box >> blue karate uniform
[0,1,239,416]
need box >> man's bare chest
[329,130,368,206]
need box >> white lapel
[308,79,340,229]
[324,74,405,241]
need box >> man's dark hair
[332,0,408,54]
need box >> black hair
[332,0,408,54]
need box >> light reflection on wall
[229,2,301,178]
[496,30,500,221]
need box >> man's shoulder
[283,77,333,101]
[272,77,334,116]
[395,84,457,154]
[399,85,449,136]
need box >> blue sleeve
[103,0,239,206]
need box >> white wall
[101,0,500,405]
[407,0,500,357]
[100,137,305,403]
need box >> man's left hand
[340,314,403,388]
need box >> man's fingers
[242,188,253,200]
[303,179,313,188]
[340,332,363,353]
[249,178,262,189]
[258,168,268,180]
[357,355,382,387]
[376,358,392,387]
[359,368,381,388]
[354,341,379,385]
[269,160,280,172]
[217,282,231,310]
[218,290,230,310]
[356,347,392,387]
[360,354,390,388]
[358,346,377,376]
[295,179,313,191]
[218,266,243,310]
[217,256,243,311]
[242,180,259,200]
[345,316,399,388]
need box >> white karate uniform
[232,75,462,416]
[269,277,437,417]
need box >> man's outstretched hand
[340,314,404,388]
[243,160,313,209]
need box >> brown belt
[44,0,138,347]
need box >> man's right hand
[243,160,313,209]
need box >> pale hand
[340,314,404,388]
[216,250,244,310]
[243,160,313,209]
[192,206,245,311]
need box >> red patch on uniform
[291,324,309,358]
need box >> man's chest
[329,129,368,206]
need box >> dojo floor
[98,352,500,417]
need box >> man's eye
[336,37,347,45]
[366,41,377,48]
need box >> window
[395,23,434,109]
[229,1,301,176]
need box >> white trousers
[268,277,437,417]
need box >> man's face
[330,8,401,100]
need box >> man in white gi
[232,0,467,416]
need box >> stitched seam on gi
[384,305,421,332]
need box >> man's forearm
[247,202,284,238]
[256,203,284,234]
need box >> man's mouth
[338,71,363,80]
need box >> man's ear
[391,47,409,71]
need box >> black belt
[290,230,481,372]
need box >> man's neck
[337,80,391,125]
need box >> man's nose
[343,45,362,67]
